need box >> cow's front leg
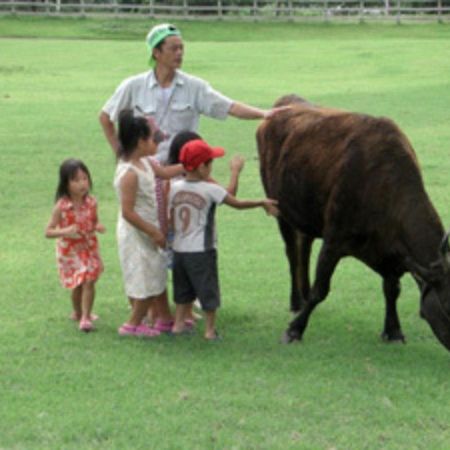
[381,276,405,343]
[296,233,313,311]
[278,219,313,312]
[283,242,340,343]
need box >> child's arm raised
[226,155,245,195]
[208,156,245,195]
[45,204,81,239]
[120,170,166,248]
[223,194,279,217]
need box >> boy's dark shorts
[172,249,220,311]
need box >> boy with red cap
[169,139,278,340]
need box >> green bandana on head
[146,23,181,66]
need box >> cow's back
[257,104,426,248]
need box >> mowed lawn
[1,17,450,449]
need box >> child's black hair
[55,158,92,202]
[118,109,151,159]
[168,130,202,164]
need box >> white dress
[114,158,167,299]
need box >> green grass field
[1,16,450,449]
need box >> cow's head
[416,230,450,351]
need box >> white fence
[1,0,449,22]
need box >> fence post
[149,0,154,18]
[217,0,222,19]
[253,0,258,18]
[359,0,364,23]
[437,0,442,23]
[396,0,400,24]
[183,0,188,18]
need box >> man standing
[99,23,285,162]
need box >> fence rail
[1,0,449,22]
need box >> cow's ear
[406,257,443,285]
[428,260,446,285]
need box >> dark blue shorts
[172,250,220,311]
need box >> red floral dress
[56,195,103,289]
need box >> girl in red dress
[45,159,105,332]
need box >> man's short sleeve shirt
[102,70,233,162]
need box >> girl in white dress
[114,110,168,338]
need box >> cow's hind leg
[283,242,340,343]
[278,219,313,312]
[381,276,405,343]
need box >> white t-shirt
[169,179,228,252]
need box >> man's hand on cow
[263,105,292,119]
[262,198,279,217]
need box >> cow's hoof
[281,330,302,344]
[381,331,406,344]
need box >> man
[99,23,286,162]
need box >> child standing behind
[114,109,169,338]
[45,159,105,332]
[164,130,245,325]
[169,139,278,340]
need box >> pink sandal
[154,319,195,332]
[79,318,94,332]
[118,323,160,338]
[154,320,174,333]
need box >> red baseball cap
[179,139,225,171]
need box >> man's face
[154,36,184,70]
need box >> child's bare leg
[172,303,192,333]
[145,301,157,326]
[128,297,152,326]
[204,310,217,340]
[71,285,82,320]
[185,303,202,322]
[81,281,95,321]
[151,290,173,324]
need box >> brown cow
[257,95,450,351]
